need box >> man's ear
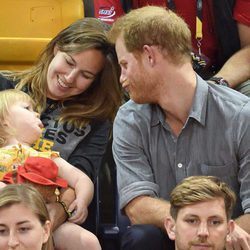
[227,219,235,235]
[142,45,157,67]
[164,216,176,240]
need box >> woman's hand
[47,187,76,231]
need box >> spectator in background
[85,1,250,94]
[120,0,250,95]
[0,184,53,250]
[165,176,237,250]
[109,6,250,250]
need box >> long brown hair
[3,18,122,127]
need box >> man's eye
[0,229,8,236]
[185,219,198,224]
[120,63,127,70]
[209,220,222,226]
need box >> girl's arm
[53,156,94,224]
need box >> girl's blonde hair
[0,89,34,147]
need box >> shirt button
[177,163,183,168]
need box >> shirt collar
[150,104,163,126]
[189,74,208,126]
[151,74,208,127]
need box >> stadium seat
[98,138,131,250]
[0,2,130,248]
[0,0,84,70]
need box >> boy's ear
[164,216,176,240]
[227,219,235,235]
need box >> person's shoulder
[0,73,16,90]
[115,100,155,126]
[208,83,250,106]
[208,84,250,123]
[119,99,152,115]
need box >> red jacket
[93,0,124,23]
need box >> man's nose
[120,71,127,85]
[120,75,127,85]
[197,222,209,237]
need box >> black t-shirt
[0,74,111,181]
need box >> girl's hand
[68,198,88,224]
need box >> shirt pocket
[201,162,244,218]
[200,162,239,191]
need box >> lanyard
[196,0,203,55]
[166,0,203,55]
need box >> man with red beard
[109,5,250,250]
[165,176,237,250]
[120,0,250,95]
